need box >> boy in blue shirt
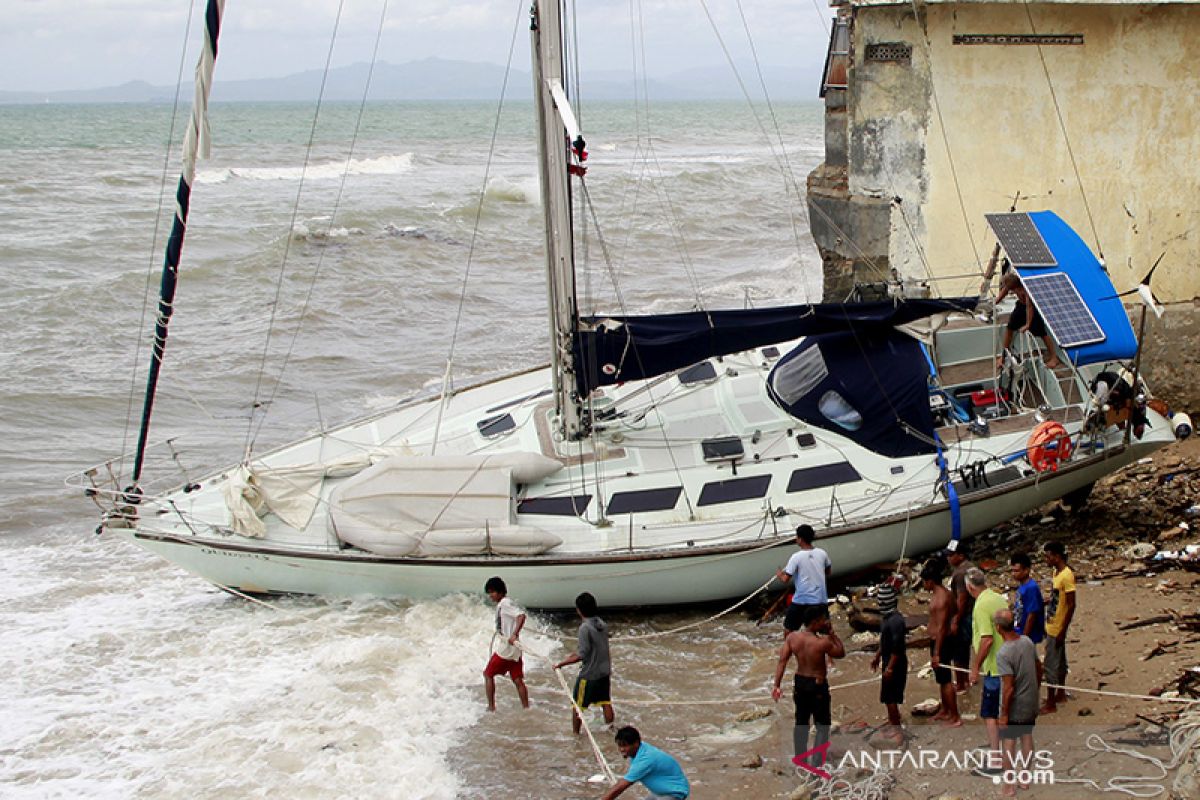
[602,726,689,800]
[1009,553,1045,644]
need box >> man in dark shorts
[996,270,1061,368]
[995,608,1042,796]
[775,524,832,637]
[946,540,975,693]
[871,582,907,743]
[772,605,845,766]
[555,591,614,734]
[920,560,961,727]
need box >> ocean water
[0,99,824,797]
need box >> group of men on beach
[478,523,1076,797]
[772,526,1077,793]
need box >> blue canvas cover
[1019,211,1136,366]
[573,298,976,396]
[766,330,936,458]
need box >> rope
[1055,712,1200,797]
[943,664,1200,705]
[610,575,777,641]
[516,641,617,785]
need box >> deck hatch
[679,361,718,385]
[477,413,516,437]
[697,474,771,506]
[701,436,744,462]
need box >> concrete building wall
[814,0,1200,303]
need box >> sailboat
[73,0,1182,608]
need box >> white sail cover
[224,454,377,538]
[328,453,565,557]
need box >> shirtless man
[772,605,846,766]
[921,560,961,727]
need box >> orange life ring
[1026,421,1074,472]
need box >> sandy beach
[452,437,1200,799]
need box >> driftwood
[1118,614,1176,631]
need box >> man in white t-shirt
[483,576,530,710]
[774,525,832,635]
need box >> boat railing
[67,437,207,514]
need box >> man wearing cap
[775,524,832,637]
[870,582,907,742]
[945,540,976,694]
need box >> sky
[0,0,833,92]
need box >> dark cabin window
[517,495,592,516]
[607,487,683,515]
[786,462,862,493]
[701,436,744,462]
[477,413,516,437]
[697,475,771,506]
[679,361,718,386]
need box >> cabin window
[701,436,744,462]
[679,361,718,386]
[607,487,683,515]
[818,390,862,431]
[697,474,771,506]
[770,346,828,405]
[786,462,862,493]
[517,495,592,516]
[477,413,516,437]
[820,18,850,97]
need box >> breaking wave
[196,153,416,184]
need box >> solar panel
[1021,272,1105,348]
[986,213,1057,268]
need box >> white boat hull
[118,439,1154,607]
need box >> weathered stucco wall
[826,1,1200,302]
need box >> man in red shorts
[483,576,530,710]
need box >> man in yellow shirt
[967,567,1008,774]
[1041,542,1076,713]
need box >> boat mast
[130,0,226,488]
[531,0,586,440]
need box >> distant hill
[0,58,816,104]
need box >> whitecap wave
[483,175,539,204]
[196,153,415,184]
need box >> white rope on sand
[942,664,1200,706]
[1054,712,1200,798]
[515,641,617,786]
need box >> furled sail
[572,298,977,397]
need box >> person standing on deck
[921,560,961,727]
[774,524,832,637]
[483,576,530,711]
[554,591,615,734]
[946,541,976,694]
[772,605,845,765]
[1041,541,1076,713]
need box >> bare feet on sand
[940,718,964,728]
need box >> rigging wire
[429,0,527,454]
[243,0,348,458]
[906,0,984,275]
[248,0,392,450]
[1020,0,1104,260]
[121,0,199,477]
